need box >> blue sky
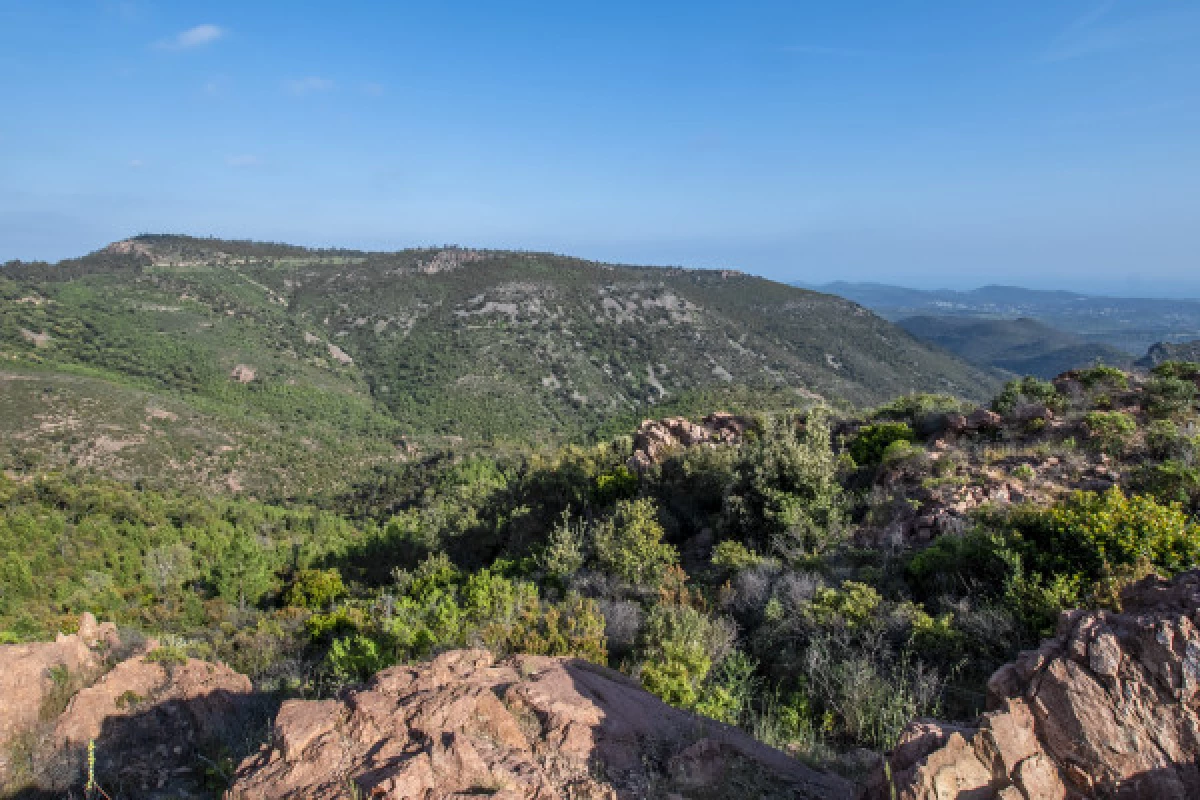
[2,1,1198,294]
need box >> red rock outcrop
[0,613,118,784]
[52,653,254,794]
[627,412,750,471]
[229,649,852,799]
[867,569,1200,799]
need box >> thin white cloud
[156,24,225,51]
[1041,4,1200,62]
[225,154,261,168]
[285,76,335,95]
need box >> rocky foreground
[6,571,1200,798]
[228,649,852,799]
[870,570,1200,800]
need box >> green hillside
[2,235,1000,491]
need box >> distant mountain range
[804,281,1200,356]
[895,316,1132,379]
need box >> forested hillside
[897,315,1132,378]
[4,361,1200,796]
[1,236,999,494]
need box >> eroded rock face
[53,654,254,794]
[0,613,117,784]
[627,412,749,471]
[0,614,256,797]
[229,649,853,800]
[868,570,1200,800]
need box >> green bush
[1130,461,1200,511]
[992,377,1065,415]
[638,604,727,708]
[802,581,882,629]
[1083,411,1137,455]
[1151,361,1200,381]
[593,498,679,586]
[1077,365,1129,390]
[694,650,758,724]
[721,411,845,557]
[539,511,587,584]
[710,540,764,573]
[1007,488,1200,587]
[283,569,346,610]
[848,423,914,467]
[326,634,388,683]
[1146,376,1197,418]
[594,466,639,506]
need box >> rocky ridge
[868,569,1200,799]
[626,412,750,471]
[0,615,254,797]
[228,648,854,800]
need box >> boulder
[867,569,1200,800]
[229,649,852,799]
[54,654,253,766]
[0,613,117,784]
[963,409,1002,432]
[627,412,750,471]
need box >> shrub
[1077,365,1129,390]
[1146,376,1197,418]
[848,423,914,467]
[873,393,967,429]
[145,645,188,667]
[802,630,943,750]
[283,569,346,610]
[721,411,845,558]
[1151,361,1200,381]
[511,592,608,663]
[539,511,587,584]
[1082,411,1136,455]
[326,634,388,683]
[1007,488,1200,586]
[593,466,638,505]
[638,604,731,708]
[710,540,764,573]
[1011,464,1036,483]
[1131,461,1200,510]
[694,649,758,724]
[802,581,882,629]
[593,498,678,586]
[993,377,1065,415]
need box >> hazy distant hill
[0,236,999,492]
[805,281,1200,355]
[1137,340,1200,369]
[896,315,1132,379]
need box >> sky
[1,1,1199,295]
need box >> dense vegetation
[896,315,1133,379]
[2,235,999,496]
[4,236,1200,792]
[5,360,1199,785]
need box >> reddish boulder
[229,649,852,800]
[868,569,1200,800]
[627,412,750,471]
[0,613,117,784]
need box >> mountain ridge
[1,235,1001,493]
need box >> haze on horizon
[2,0,1198,297]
